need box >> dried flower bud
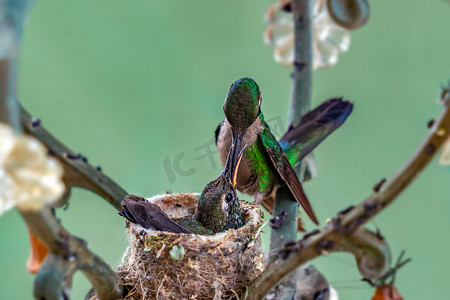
[265,0,350,69]
[0,123,65,215]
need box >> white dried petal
[265,0,351,69]
[0,123,64,215]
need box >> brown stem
[23,209,124,300]
[19,104,127,210]
[269,0,314,297]
[15,105,126,299]
[16,101,127,300]
[290,0,313,123]
[0,59,17,128]
[247,99,450,299]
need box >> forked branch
[22,208,125,300]
[247,96,450,299]
[20,104,127,210]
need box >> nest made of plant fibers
[117,192,266,300]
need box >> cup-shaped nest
[117,192,266,300]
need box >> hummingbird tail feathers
[280,98,353,165]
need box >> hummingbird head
[223,78,261,179]
[223,77,261,133]
[195,175,243,233]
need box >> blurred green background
[1,0,449,298]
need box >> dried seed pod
[264,0,350,69]
[327,0,370,30]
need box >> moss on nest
[117,193,266,300]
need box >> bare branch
[268,0,314,297]
[247,99,450,299]
[270,0,314,253]
[33,253,75,300]
[22,208,124,300]
[19,104,127,210]
[290,0,313,123]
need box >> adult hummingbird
[215,78,353,224]
[119,147,245,235]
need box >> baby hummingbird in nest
[119,145,245,235]
[215,77,353,226]
[190,146,245,234]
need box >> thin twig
[19,104,127,210]
[22,209,124,300]
[247,99,450,299]
[269,0,314,297]
[290,0,313,123]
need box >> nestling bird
[119,147,245,235]
[192,156,244,234]
[215,78,353,224]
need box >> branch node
[316,240,334,255]
[293,60,307,71]
[373,178,387,192]
[338,205,355,216]
[269,210,288,229]
[302,228,320,240]
[425,144,435,154]
[30,118,41,128]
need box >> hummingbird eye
[225,193,233,203]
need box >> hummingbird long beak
[232,145,247,187]
[222,130,247,187]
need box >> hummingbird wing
[279,98,353,164]
[259,122,319,225]
[119,195,193,234]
